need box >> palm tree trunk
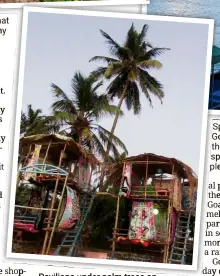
[105,82,129,161]
[99,82,128,192]
[78,111,85,145]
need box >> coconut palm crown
[51,71,128,161]
[90,23,170,159]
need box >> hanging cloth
[171,208,177,243]
[78,157,91,192]
[24,144,42,181]
[120,164,132,197]
[128,201,156,241]
[57,187,81,230]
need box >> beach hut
[13,133,99,255]
[104,153,197,264]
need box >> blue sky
[22,11,211,173]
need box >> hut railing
[14,206,57,227]
[113,228,168,243]
[130,186,170,198]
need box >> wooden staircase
[53,193,95,257]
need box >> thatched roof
[19,134,99,165]
[106,153,197,190]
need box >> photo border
[209,110,220,116]
[6,6,214,272]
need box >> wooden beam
[41,142,67,255]
[15,205,57,211]
[124,161,171,165]
[45,174,69,255]
[144,156,149,198]
[42,140,52,164]
[112,162,126,256]
[164,163,174,263]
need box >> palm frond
[97,125,128,155]
[91,81,104,93]
[91,132,106,160]
[138,59,163,70]
[51,83,77,114]
[139,24,149,44]
[97,129,120,162]
[89,56,119,64]
[138,68,164,105]
[90,67,108,79]
[99,29,121,57]
[43,115,61,133]
[27,104,42,120]
[141,47,170,61]
[90,104,123,121]
[53,111,75,125]
[103,62,124,79]
[124,81,141,114]
[107,73,128,100]
[21,105,52,136]
[124,23,139,56]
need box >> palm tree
[20,104,59,137]
[108,151,127,164]
[51,71,128,161]
[90,23,170,160]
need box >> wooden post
[45,174,69,255]
[23,144,33,166]
[15,205,57,211]
[164,163,175,263]
[164,198,172,263]
[41,180,59,254]
[144,157,149,198]
[41,143,67,255]
[171,163,175,198]
[112,162,126,256]
[42,141,52,164]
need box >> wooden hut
[13,133,99,255]
[104,153,197,264]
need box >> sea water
[148,0,220,72]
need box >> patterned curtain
[57,187,80,230]
[128,201,157,241]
